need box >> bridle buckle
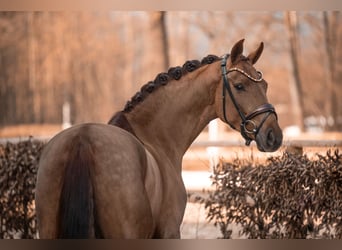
[242,120,258,134]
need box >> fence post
[285,145,303,156]
[62,101,71,129]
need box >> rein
[221,54,278,146]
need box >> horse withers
[35,39,282,238]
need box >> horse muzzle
[255,116,283,152]
[239,103,283,152]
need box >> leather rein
[221,54,278,146]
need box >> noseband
[221,54,278,146]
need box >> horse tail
[57,136,97,238]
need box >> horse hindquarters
[36,123,156,238]
[36,130,100,239]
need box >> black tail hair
[57,137,95,238]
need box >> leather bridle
[221,54,278,146]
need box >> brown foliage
[0,138,44,238]
[0,138,341,239]
[203,149,342,239]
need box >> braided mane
[122,54,221,113]
[108,54,221,130]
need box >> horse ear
[230,39,245,64]
[247,42,264,64]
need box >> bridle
[221,54,278,146]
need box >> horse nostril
[266,129,275,146]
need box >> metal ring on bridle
[242,120,258,134]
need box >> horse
[35,39,283,239]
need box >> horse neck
[125,62,220,169]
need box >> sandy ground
[181,170,222,239]
[181,201,222,239]
[180,171,244,239]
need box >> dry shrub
[1,138,341,239]
[0,138,45,239]
[203,149,342,239]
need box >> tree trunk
[284,11,305,131]
[28,12,38,123]
[144,11,169,81]
[122,13,135,99]
[323,11,339,131]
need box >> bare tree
[284,11,305,131]
[142,11,169,82]
[323,11,339,130]
[1,11,339,132]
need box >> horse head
[215,39,283,152]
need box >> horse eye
[234,83,245,91]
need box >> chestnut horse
[35,39,283,238]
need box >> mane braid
[121,54,221,113]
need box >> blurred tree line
[0,11,341,131]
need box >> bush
[0,138,44,239]
[1,138,341,239]
[203,149,342,239]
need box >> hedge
[0,138,44,239]
[203,149,342,239]
[0,138,341,239]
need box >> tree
[284,11,305,131]
[142,11,169,83]
[323,11,339,131]
[1,11,340,132]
